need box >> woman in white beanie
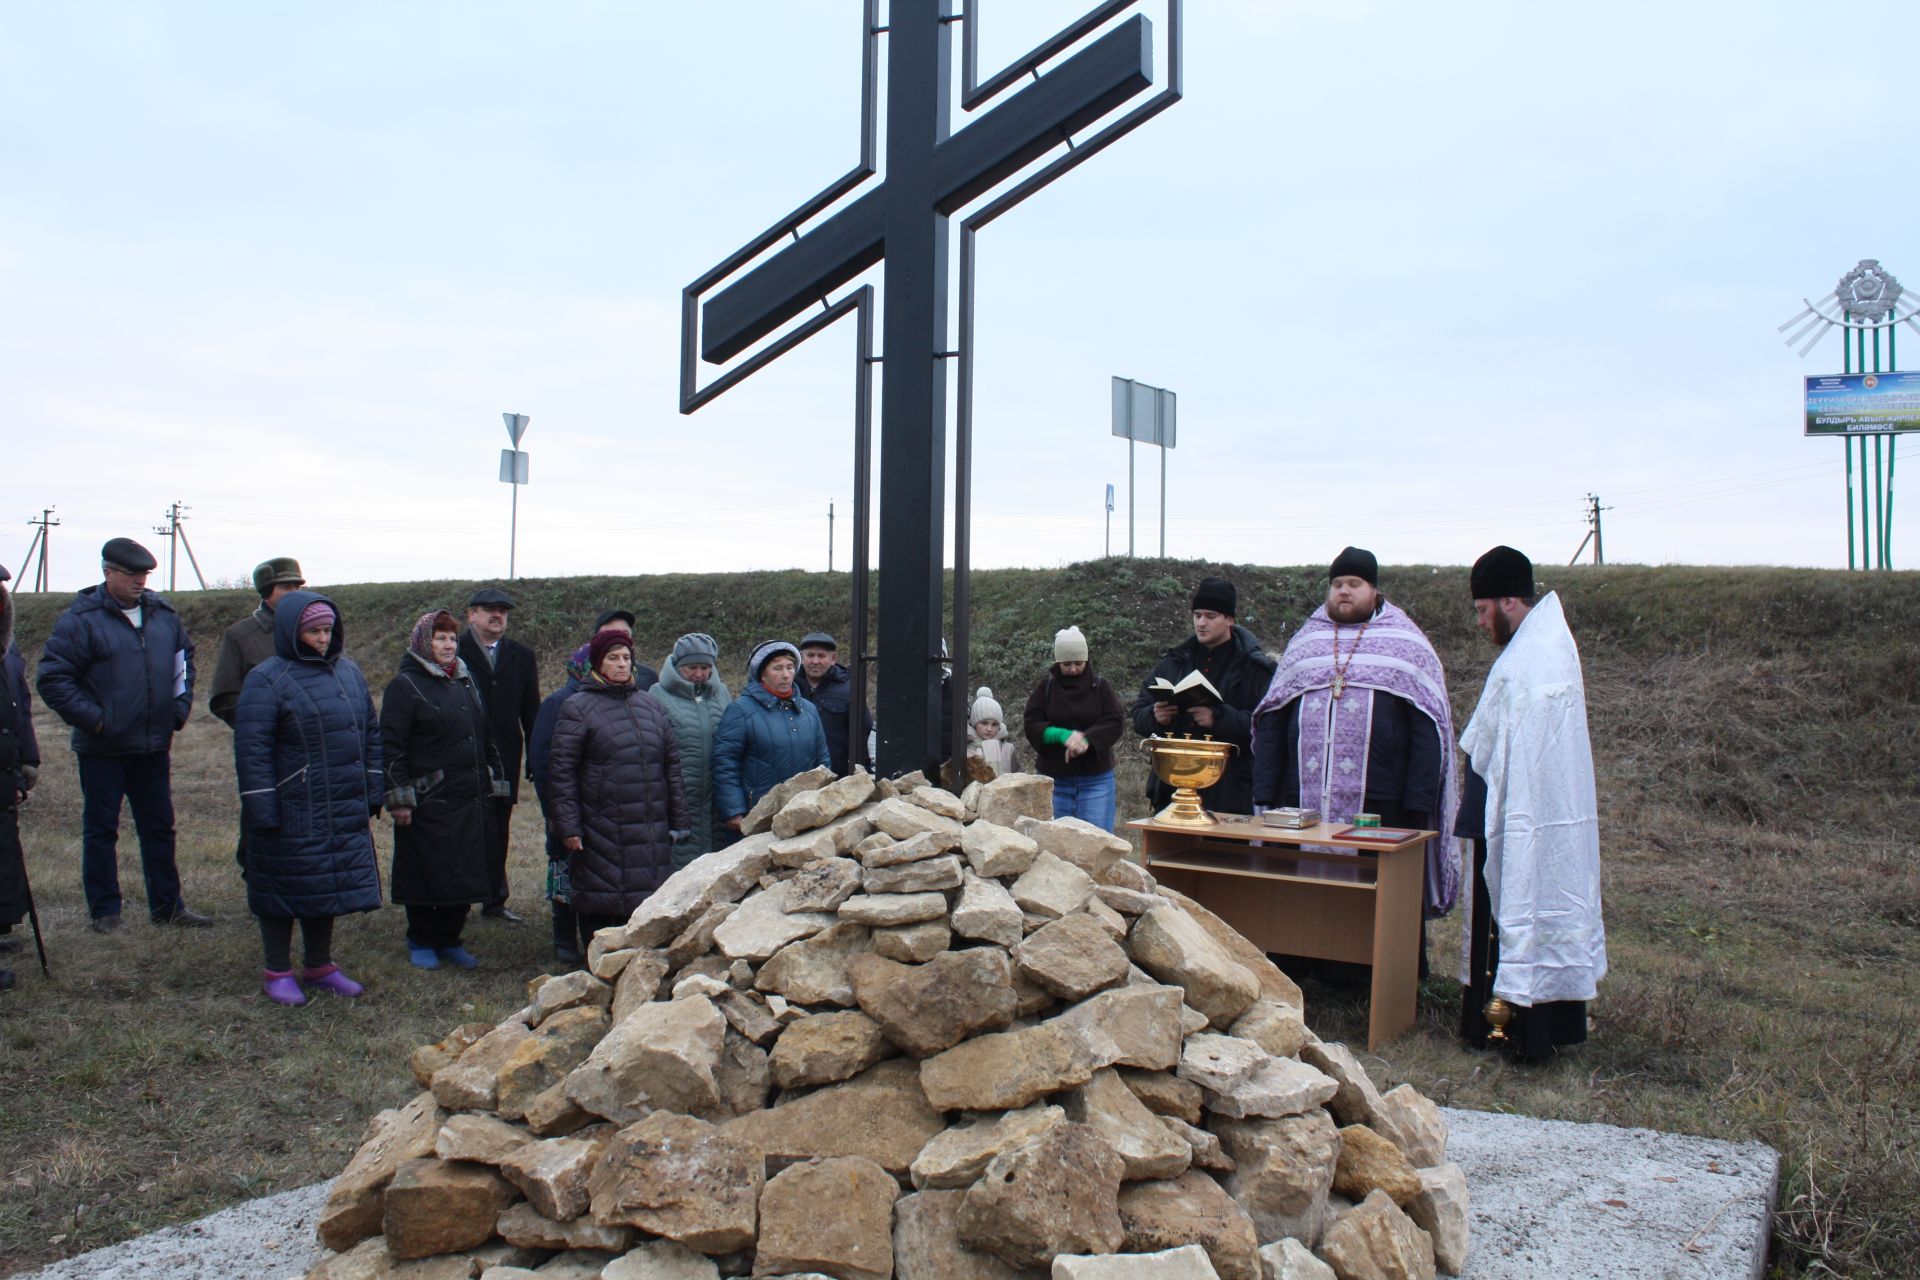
[1021,625,1125,831]
[966,687,1019,777]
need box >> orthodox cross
[682,2,1181,777]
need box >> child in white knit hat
[967,687,1019,776]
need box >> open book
[1147,669,1223,712]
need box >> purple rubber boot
[262,969,307,1006]
[301,963,364,998]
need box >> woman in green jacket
[648,633,731,868]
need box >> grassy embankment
[0,561,1915,1277]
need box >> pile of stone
[307,768,1468,1280]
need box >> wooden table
[1129,814,1433,1050]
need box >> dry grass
[2,563,1916,1277]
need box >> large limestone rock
[920,1022,1102,1111]
[891,1190,1041,1280]
[307,1237,496,1280]
[621,836,777,948]
[784,857,865,912]
[497,1135,600,1222]
[713,881,839,962]
[961,821,1039,879]
[1332,1125,1422,1207]
[410,1023,491,1088]
[771,811,877,868]
[838,892,951,927]
[753,1155,899,1280]
[910,1104,1065,1190]
[951,872,1026,947]
[317,1091,447,1252]
[850,949,1017,1057]
[722,1060,946,1176]
[1010,852,1096,919]
[1116,1170,1262,1280]
[496,1007,610,1121]
[1228,1001,1309,1061]
[742,767,837,836]
[1052,985,1185,1072]
[602,1239,723,1280]
[1151,887,1303,1011]
[1118,1068,1205,1124]
[772,770,878,838]
[529,971,614,1024]
[1063,1069,1193,1181]
[1205,1058,1340,1122]
[1014,815,1130,880]
[1372,1084,1448,1168]
[382,1158,518,1259]
[872,919,952,963]
[429,1021,532,1113]
[1317,1190,1436,1280]
[1130,907,1261,1028]
[434,1114,532,1166]
[1214,1111,1342,1247]
[909,784,968,821]
[1054,1247,1222,1280]
[587,1112,764,1254]
[1015,913,1130,1002]
[973,772,1053,828]
[497,1200,632,1253]
[868,796,966,844]
[958,1123,1127,1269]
[863,854,966,894]
[611,950,674,1023]
[768,1010,893,1089]
[1257,1239,1335,1280]
[756,921,872,1007]
[1406,1162,1468,1276]
[564,995,727,1125]
[1298,1042,1385,1128]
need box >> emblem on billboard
[1834,260,1902,324]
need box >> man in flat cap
[207,557,305,878]
[37,539,210,931]
[1457,546,1607,1060]
[1252,548,1460,963]
[1130,575,1277,817]
[794,631,867,776]
[0,563,42,984]
[459,588,541,922]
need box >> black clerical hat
[1470,546,1534,600]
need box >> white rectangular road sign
[499,449,530,484]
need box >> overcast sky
[3,1,1914,592]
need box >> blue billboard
[1804,371,1920,436]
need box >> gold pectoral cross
[1331,676,1345,699]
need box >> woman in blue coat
[232,593,383,1006]
[713,641,831,833]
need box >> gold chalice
[1144,735,1236,826]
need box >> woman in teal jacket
[648,632,732,868]
[712,641,830,831]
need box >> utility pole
[1568,493,1608,566]
[828,502,835,572]
[153,501,207,592]
[25,508,57,592]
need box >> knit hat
[748,640,802,683]
[252,557,305,597]
[969,687,1005,726]
[297,600,336,632]
[1191,576,1237,616]
[1053,626,1089,664]
[1470,546,1534,600]
[1329,546,1378,586]
[671,632,720,671]
[589,626,634,673]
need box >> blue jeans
[78,751,184,921]
[1051,770,1117,833]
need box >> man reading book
[1129,576,1276,817]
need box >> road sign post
[1112,376,1176,558]
[501,413,530,579]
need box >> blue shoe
[407,942,441,970]
[436,946,478,970]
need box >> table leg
[1366,841,1425,1050]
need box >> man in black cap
[1129,575,1276,816]
[794,631,867,775]
[36,539,210,930]
[459,588,541,922]
[0,562,42,985]
[208,557,307,878]
[1457,546,1607,1060]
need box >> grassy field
[1,561,1915,1277]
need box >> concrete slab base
[19,1108,1778,1280]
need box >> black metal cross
[684,2,1173,777]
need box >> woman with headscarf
[380,609,507,970]
[648,632,733,869]
[231,593,383,1005]
[1022,625,1126,831]
[713,641,832,832]
[549,627,691,940]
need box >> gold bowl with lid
[1143,735,1236,826]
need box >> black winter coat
[458,629,540,803]
[230,591,383,919]
[37,585,195,756]
[1128,623,1278,817]
[795,662,870,775]
[549,677,691,918]
[381,652,507,907]
[1,609,40,928]
[1023,664,1127,778]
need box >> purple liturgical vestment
[1254,601,1462,917]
